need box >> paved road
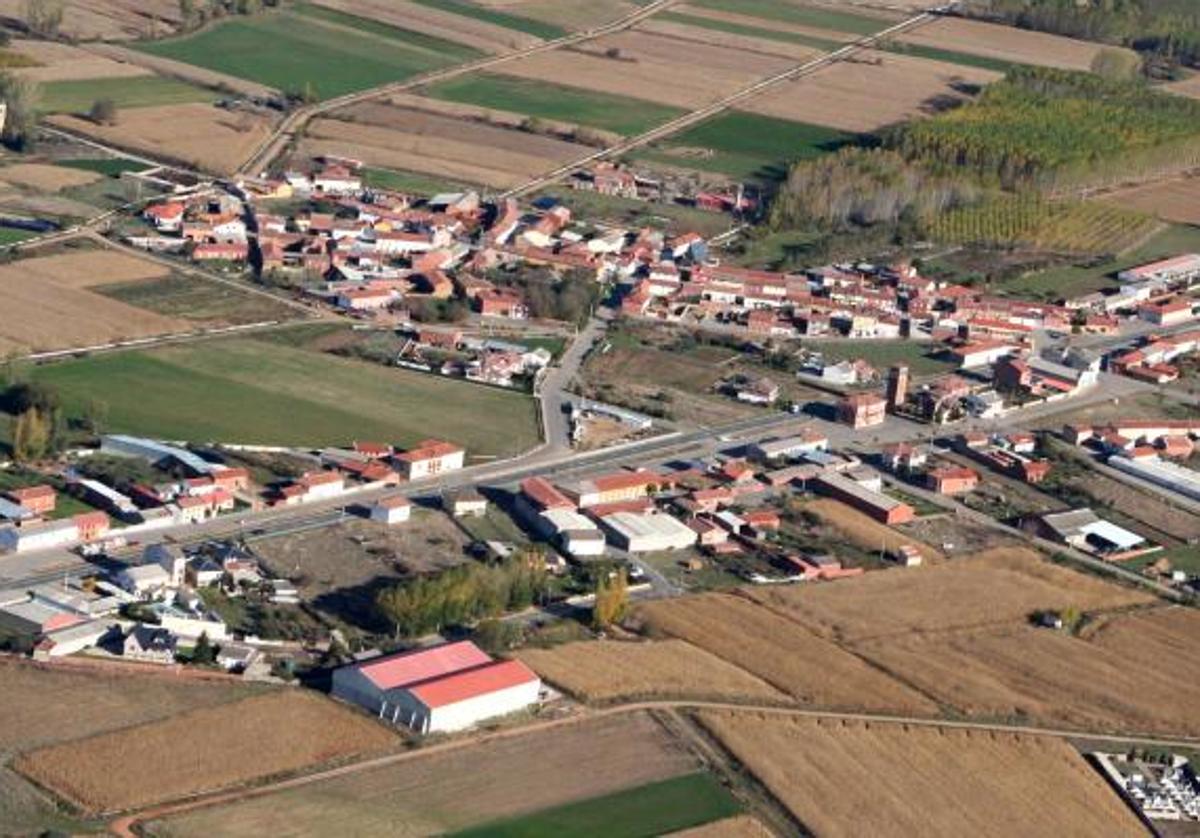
[107,695,1200,836]
[535,316,609,455]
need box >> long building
[814,472,915,525]
[1108,455,1200,503]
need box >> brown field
[0,0,180,40]
[0,162,101,191]
[516,639,790,704]
[0,250,189,354]
[147,712,698,837]
[496,30,794,109]
[854,608,1200,736]
[744,546,1151,643]
[698,712,1145,838]
[49,103,275,175]
[634,594,939,715]
[17,691,397,814]
[805,498,943,563]
[314,0,536,52]
[637,18,824,62]
[0,659,264,753]
[743,50,1000,131]
[671,3,880,43]
[669,815,773,838]
[383,91,623,145]
[8,40,151,83]
[304,104,590,189]
[1095,176,1200,226]
[897,16,1114,71]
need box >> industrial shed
[599,511,698,553]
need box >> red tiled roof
[408,659,538,709]
[396,439,464,463]
[521,477,573,510]
[357,640,492,691]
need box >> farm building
[926,466,980,495]
[1107,455,1200,503]
[598,511,697,553]
[0,518,79,554]
[332,640,540,734]
[445,489,487,518]
[394,439,466,480]
[370,495,412,526]
[1117,253,1200,285]
[814,473,915,525]
[564,470,672,509]
[1036,508,1147,558]
[537,507,606,557]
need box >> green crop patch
[292,3,484,62]
[688,0,895,35]
[39,76,216,114]
[657,10,843,50]
[408,0,568,40]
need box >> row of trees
[178,0,280,32]
[489,266,601,328]
[374,553,550,639]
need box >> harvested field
[0,250,185,355]
[1096,176,1200,226]
[0,163,100,191]
[516,639,789,704]
[698,712,1145,838]
[49,103,275,175]
[896,16,1113,71]
[804,498,942,564]
[673,3,883,44]
[496,0,639,30]
[743,546,1151,643]
[313,0,536,52]
[96,274,304,327]
[634,594,939,715]
[17,691,396,814]
[8,40,149,83]
[382,91,623,145]
[148,712,698,837]
[0,658,263,753]
[494,30,793,109]
[855,611,1200,736]
[305,104,589,189]
[670,815,773,838]
[743,50,1000,132]
[0,0,180,40]
[637,17,825,62]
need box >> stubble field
[8,40,150,83]
[1095,176,1200,226]
[803,498,943,565]
[895,16,1114,72]
[0,0,181,40]
[0,163,101,191]
[697,712,1146,838]
[516,639,790,705]
[16,691,397,814]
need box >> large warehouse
[331,640,541,734]
[599,510,698,553]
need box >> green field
[56,157,148,177]
[292,3,483,61]
[448,774,742,838]
[38,76,216,114]
[656,10,843,50]
[423,74,686,136]
[816,339,957,378]
[136,11,478,100]
[31,335,540,455]
[0,227,36,245]
[408,0,567,40]
[362,166,478,195]
[634,111,855,181]
[688,0,895,35]
[881,42,1022,74]
[533,189,734,238]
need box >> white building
[370,495,412,525]
[394,440,465,480]
[1109,455,1200,503]
[538,507,606,557]
[0,519,79,554]
[332,640,540,734]
[117,564,172,599]
[599,511,698,553]
[749,429,829,464]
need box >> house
[394,440,466,480]
[118,564,172,599]
[565,470,671,508]
[4,485,55,516]
[370,494,412,525]
[123,625,177,664]
[837,393,887,429]
[74,511,111,542]
[446,489,487,518]
[337,287,394,311]
[145,543,187,587]
[331,640,541,734]
[143,202,185,232]
[1139,298,1195,327]
[926,466,979,495]
[275,472,345,506]
[477,288,528,319]
[192,242,250,262]
[880,443,927,474]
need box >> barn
[331,640,541,734]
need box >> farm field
[469,0,639,33]
[0,659,264,753]
[800,499,943,565]
[672,815,773,838]
[0,0,181,40]
[95,274,304,326]
[0,249,187,355]
[39,75,216,115]
[853,609,1200,736]
[361,165,475,196]
[697,712,1145,837]
[310,0,537,52]
[686,0,899,36]
[450,773,742,838]
[814,339,956,378]
[743,50,1000,132]
[637,15,830,61]
[485,30,795,110]
[532,188,735,238]
[631,111,854,182]
[16,691,397,814]
[0,162,100,191]
[148,712,700,837]
[422,74,686,136]
[516,639,790,704]
[895,16,1114,72]
[634,594,939,715]
[742,546,1151,643]
[1096,176,1200,226]
[8,39,150,83]
[136,10,478,100]
[49,103,275,175]
[409,0,567,40]
[32,334,541,455]
[0,767,95,836]
[303,102,593,190]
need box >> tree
[81,397,108,435]
[179,0,199,29]
[473,619,523,654]
[592,569,628,630]
[1091,47,1141,81]
[0,71,39,150]
[191,632,216,665]
[88,97,118,126]
[22,0,63,37]
[12,409,49,462]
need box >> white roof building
[599,511,697,553]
